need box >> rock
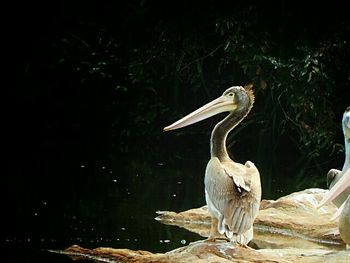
[50,188,350,262]
[155,188,345,249]
[155,206,211,238]
[53,241,350,263]
[54,241,290,263]
[255,188,341,245]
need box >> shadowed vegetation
[11,1,350,200]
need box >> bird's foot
[230,242,255,250]
[206,236,217,243]
[241,244,255,250]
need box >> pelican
[319,168,350,247]
[319,106,350,248]
[327,106,350,207]
[164,85,261,245]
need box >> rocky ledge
[51,188,350,262]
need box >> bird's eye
[228,93,234,97]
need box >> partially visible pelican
[327,106,350,207]
[319,106,350,248]
[319,168,350,247]
[164,85,261,245]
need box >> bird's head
[222,84,255,113]
[163,84,254,131]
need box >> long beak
[330,200,346,220]
[318,168,350,208]
[163,96,236,131]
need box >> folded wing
[204,157,260,241]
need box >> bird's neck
[343,136,350,171]
[210,107,251,161]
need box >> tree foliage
[16,1,350,195]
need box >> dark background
[4,0,350,262]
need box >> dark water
[3,138,297,263]
[3,145,213,262]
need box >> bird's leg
[207,217,220,242]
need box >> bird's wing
[205,157,260,235]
